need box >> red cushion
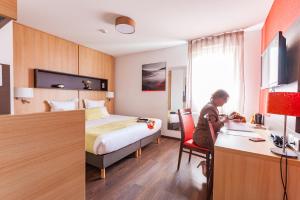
[183,139,209,152]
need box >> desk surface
[213,123,300,200]
[215,123,300,164]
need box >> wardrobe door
[0,64,10,114]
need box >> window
[190,32,244,115]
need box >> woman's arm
[207,110,224,132]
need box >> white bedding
[86,115,162,155]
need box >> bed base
[86,130,161,179]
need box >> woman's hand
[220,115,229,123]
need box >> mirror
[167,66,187,131]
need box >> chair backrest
[178,108,195,143]
[205,114,217,144]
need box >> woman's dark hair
[210,89,229,101]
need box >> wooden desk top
[215,123,300,165]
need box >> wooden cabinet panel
[0,0,17,19]
[213,132,300,200]
[79,46,115,90]
[13,22,79,88]
[102,53,115,91]
[79,46,115,113]
[13,23,79,114]
[0,111,85,200]
[13,23,115,114]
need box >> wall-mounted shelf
[34,69,108,91]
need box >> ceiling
[17,0,274,57]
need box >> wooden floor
[86,137,208,200]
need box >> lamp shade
[106,91,114,99]
[14,87,34,98]
[267,92,300,116]
[115,16,135,34]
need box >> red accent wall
[259,0,300,112]
[262,0,300,51]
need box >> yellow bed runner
[85,118,138,153]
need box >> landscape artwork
[142,62,166,91]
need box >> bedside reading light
[14,87,34,104]
[106,91,114,101]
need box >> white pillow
[99,106,110,117]
[47,99,78,111]
[83,99,105,109]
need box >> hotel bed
[46,98,162,179]
[85,114,162,178]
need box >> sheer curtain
[187,31,245,115]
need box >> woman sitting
[193,89,230,175]
[193,89,229,150]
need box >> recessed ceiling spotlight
[115,16,135,34]
[98,28,108,34]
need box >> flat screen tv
[261,31,287,88]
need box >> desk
[213,126,300,200]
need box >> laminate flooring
[86,137,207,200]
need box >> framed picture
[142,62,166,91]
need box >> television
[261,31,287,88]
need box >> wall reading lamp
[14,87,34,104]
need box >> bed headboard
[13,22,115,115]
[78,91,114,113]
[14,89,79,114]
[79,90,105,109]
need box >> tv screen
[261,31,287,88]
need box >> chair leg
[207,170,214,200]
[177,145,183,171]
[206,153,210,189]
[188,149,192,163]
[207,153,214,200]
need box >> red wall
[259,0,300,113]
[262,0,300,51]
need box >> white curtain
[187,31,245,115]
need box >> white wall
[243,29,262,120]
[115,45,188,138]
[115,30,262,139]
[0,21,14,114]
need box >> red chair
[177,109,212,173]
[177,109,216,199]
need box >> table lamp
[267,92,300,158]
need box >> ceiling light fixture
[115,16,135,34]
